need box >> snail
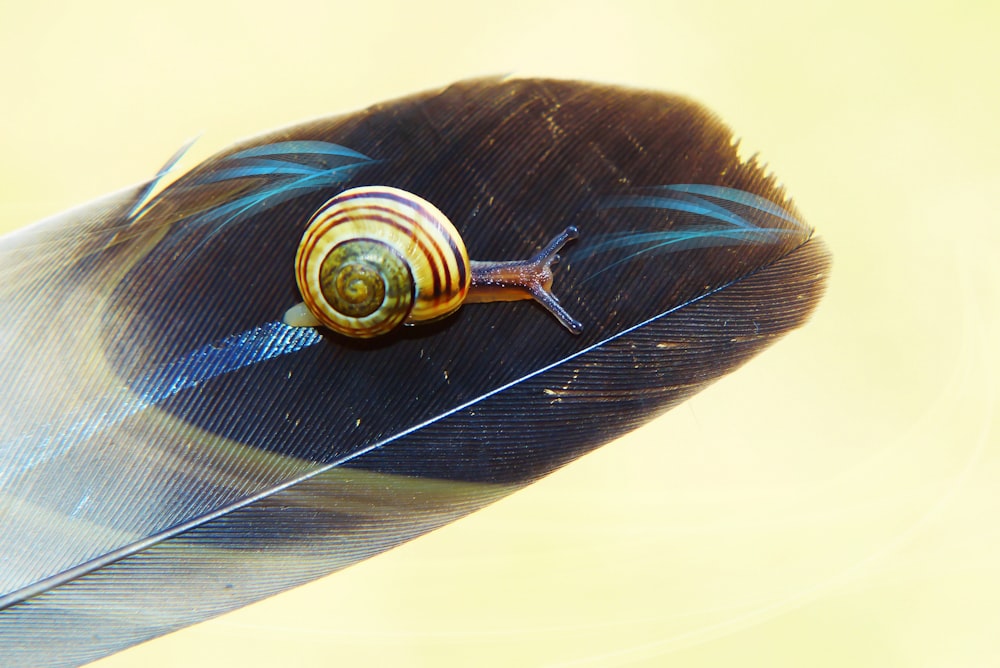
[283,186,583,339]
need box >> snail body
[285,186,581,339]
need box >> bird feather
[0,77,829,666]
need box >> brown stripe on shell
[316,190,470,313]
[340,205,448,300]
[294,186,471,336]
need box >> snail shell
[293,186,470,338]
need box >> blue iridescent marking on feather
[580,184,806,281]
[224,140,371,161]
[129,320,323,405]
[129,141,375,222]
[129,140,376,263]
[9,322,322,474]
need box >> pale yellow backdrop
[1,1,997,666]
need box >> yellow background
[1,1,997,665]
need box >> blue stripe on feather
[184,165,369,228]
[128,140,376,267]
[9,322,323,476]
[194,164,325,182]
[600,193,754,229]
[225,140,372,162]
[580,184,806,281]
[130,140,375,225]
[659,184,803,226]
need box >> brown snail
[283,186,582,338]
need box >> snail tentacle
[467,226,583,334]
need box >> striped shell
[294,186,471,338]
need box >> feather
[0,77,830,667]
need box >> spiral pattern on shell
[295,186,472,338]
